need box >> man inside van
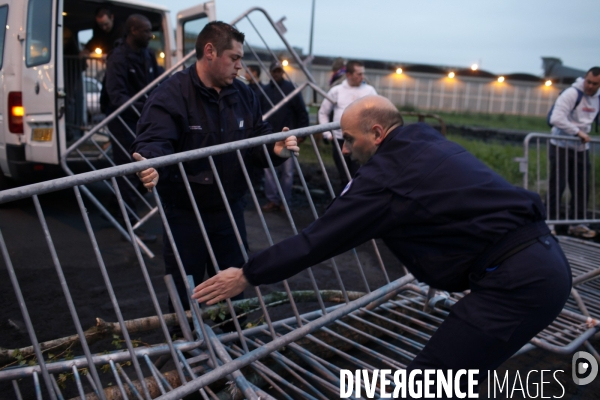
[82,7,125,56]
[130,22,299,332]
[104,14,161,241]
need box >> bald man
[193,95,571,393]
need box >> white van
[0,0,215,187]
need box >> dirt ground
[1,162,599,399]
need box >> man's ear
[204,43,216,60]
[372,124,386,144]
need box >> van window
[0,5,8,69]
[183,18,209,57]
[26,0,52,67]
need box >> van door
[176,1,216,64]
[22,0,62,165]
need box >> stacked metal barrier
[518,133,600,226]
[2,125,600,398]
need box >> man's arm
[550,88,589,141]
[129,84,184,190]
[105,51,135,110]
[193,172,398,304]
[317,89,335,140]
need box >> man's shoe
[568,224,597,239]
[261,202,280,212]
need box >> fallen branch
[0,290,365,367]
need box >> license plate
[32,127,53,142]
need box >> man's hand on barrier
[192,267,249,305]
[577,131,591,143]
[132,152,159,192]
[274,127,300,158]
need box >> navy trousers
[163,200,247,313]
[407,235,571,398]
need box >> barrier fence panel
[1,120,417,398]
[2,121,600,398]
[518,133,600,226]
[60,7,333,260]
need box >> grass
[446,134,524,185]
[299,134,525,185]
[310,105,550,132]
[400,109,550,133]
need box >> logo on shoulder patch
[341,179,353,196]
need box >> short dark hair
[248,65,261,78]
[125,14,151,36]
[195,21,245,60]
[346,60,364,74]
[95,7,113,18]
[586,67,600,77]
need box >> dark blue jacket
[243,123,549,292]
[262,79,309,132]
[104,41,161,120]
[132,66,283,210]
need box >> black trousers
[332,139,360,192]
[407,235,571,398]
[163,200,247,313]
[547,144,590,220]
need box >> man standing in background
[261,61,309,211]
[104,14,160,240]
[318,60,377,192]
[547,66,600,238]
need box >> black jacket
[132,66,283,210]
[243,123,549,292]
[104,41,161,119]
[262,79,309,132]
[85,21,125,54]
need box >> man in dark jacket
[83,7,125,56]
[104,14,160,222]
[131,22,299,320]
[193,95,571,392]
[261,61,309,211]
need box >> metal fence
[517,133,600,226]
[60,7,332,260]
[2,120,600,398]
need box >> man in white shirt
[548,66,600,238]
[318,60,377,191]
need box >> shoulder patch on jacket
[341,179,353,196]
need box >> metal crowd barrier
[60,7,332,259]
[2,123,600,398]
[518,133,600,226]
[0,121,417,399]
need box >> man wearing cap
[194,95,570,392]
[318,60,377,192]
[261,61,309,211]
[131,22,299,326]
